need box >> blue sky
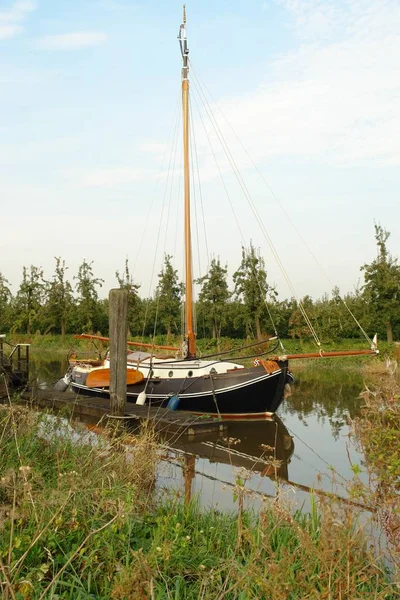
[1,0,399,302]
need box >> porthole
[168,371,174,378]
[187,370,193,377]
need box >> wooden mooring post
[109,288,128,416]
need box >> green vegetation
[361,224,400,344]
[233,242,275,340]
[0,403,397,599]
[351,376,400,566]
[1,224,400,344]
[154,254,183,338]
[196,257,230,341]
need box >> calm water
[31,353,374,511]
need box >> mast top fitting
[178,5,189,80]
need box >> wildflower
[19,465,31,475]
[222,437,241,445]
[156,546,162,552]
[199,564,206,570]
[185,535,191,541]
[260,444,274,452]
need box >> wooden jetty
[18,388,227,438]
[2,292,227,438]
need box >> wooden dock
[17,389,227,438]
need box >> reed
[350,374,400,568]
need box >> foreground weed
[351,376,400,568]
[0,406,159,599]
[0,404,397,599]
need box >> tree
[271,298,296,339]
[155,255,182,337]
[233,243,276,340]
[74,260,104,333]
[288,295,314,341]
[197,258,230,340]
[116,259,142,336]
[0,272,12,332]
[361,224,400,343]
[45,257,74,336]
[13,266,45,334]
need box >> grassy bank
[0,402,397,599]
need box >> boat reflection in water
[166,415,294,497]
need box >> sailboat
[60,7,378,418]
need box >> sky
[1,0,400,303]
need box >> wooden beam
[273,349,378,360]
[74,333,179,352]
[109,289,128,416]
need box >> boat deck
[15,389,227,437]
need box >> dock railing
[0,335,30,387]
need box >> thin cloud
[80,166,155,186]
[190,0,400,170]
[0,0,36,40]
[0,24,22,39]
[37,31,108,50]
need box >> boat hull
[69,361,292,418]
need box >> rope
[192,84,280,340]
[139,101,181,342]
[149,102,181,349]
[284,424,350,485]
[191,69,321,348]
[190,96,210,272]
[189,96,203,283]
[209,375,221,418]
[133,96,180,276]
[190,86,246,247]
[190,64,372,347]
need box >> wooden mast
[179,5,196,359]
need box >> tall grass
[351,372,400,568]
[0,399,397,599]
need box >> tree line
[1,225,399,343]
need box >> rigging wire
[189,96,203,284]
[189,97,202,336]
[284,424,350,485]
[152,102,182,344]
[190,67,320,347]
[133,96,180,277]
[190,77,284,343]
[190,86,247,247]
[173,143,183,260]
[190,63,373,347]
[163,107,181,263]
[189,97,210,273]
[139,101,181,345]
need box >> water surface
[31,353,374,511]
